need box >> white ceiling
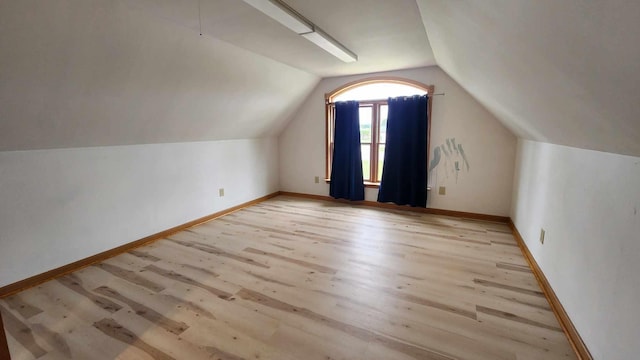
[2,0,639,156]
[417,0,640,157]
[0,0,319,151]
[125,0,437,76]
[0,0,436,151]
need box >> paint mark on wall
[429,147,441,172]
[429,137,471,185]
[441,144,450,157]
[440,144,451,180]
[458,144,470,171]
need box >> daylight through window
[326,79,433,184]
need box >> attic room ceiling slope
[126,0,436,76]
[0,0,319,151]
[417,0,640,157]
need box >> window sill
[364,181,380,188]
[324,179,432,191]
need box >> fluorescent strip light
[243,0,358,63]
[242,0,312,34]
[302,29,358,63]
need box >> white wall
[511,139,640,360]
[0,138,279,287]
[279,66,516,216]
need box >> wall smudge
[452,138,459,155]
[429,147,442,172]
[429,138,471,185]
[458,144,470,171]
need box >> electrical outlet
[314,176,320,184]
[540,228,545,244]
[438,186,446,195]
[219,188,225,197]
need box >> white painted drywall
[417,1,640,157]
[511,139,640,360]
[279,66,516,216]
[0,138,279,287]
[0,0,318,151]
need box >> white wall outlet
[438,186,446,195]
[219,188,225,197]
[540,228,545,244]
[314,176,320,184]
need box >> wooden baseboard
[0,311,9,360]
[508,220,593,360]
[278,191,510,223]
[0,192,280,299]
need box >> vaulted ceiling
[0,0,434,151]
[1,0,638,156]
[122,0,437,76]
[417,0,640,157]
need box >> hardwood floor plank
[180,316,294,360]
[243,247,338,274]
[0,305,47,359]
[266,322,368,360]
[331,275,477,320]
[55,274,122,313]
[143,265,233,300]
[3,295,43,320]
[7,292,154,359]
[166,237,270,269]
[129,250,161,262]
[93,286,189,335]
[30,323,72,358]
[497,262,533,273]
[92,262,165,292]
[474,278,545,297]
[236,287,455,360]
[476,305,562,332]
[0,196,577,359]
[93,318,174,360]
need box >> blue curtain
[377,95,429,207]
[330,101,365,201]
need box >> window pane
[361,144,371,181]
[330,114,335,141]
[359,107,372,143]
[333,83,427,102]
[377,144,385,181]
[379,105,388,143]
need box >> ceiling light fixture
[301,28,358,63]
[242,0,358,63]
[242,0,312,34]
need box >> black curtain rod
[326,93,445,105]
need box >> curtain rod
[326,93,445,105]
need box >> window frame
[325,77,434,187]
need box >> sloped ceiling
[417,0,640,157]
[0,0,320,151]
[0,0,435,151]
[7,0,636,156]
[125,0,436,76]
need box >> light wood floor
[1,196,576,360]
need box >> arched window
[325,78,434,185]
